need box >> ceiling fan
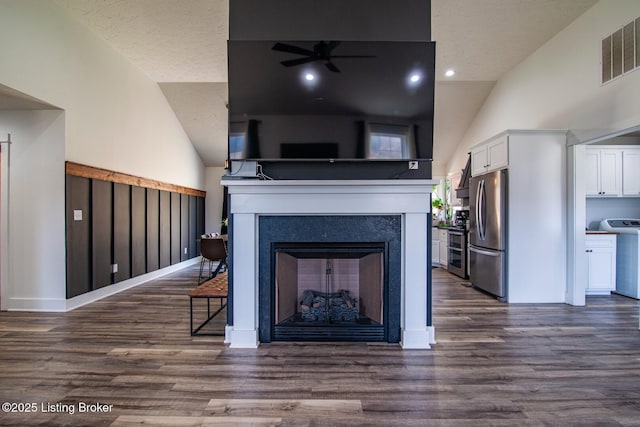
[271,41,375,73]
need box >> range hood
[455,153,471,200]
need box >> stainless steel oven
[448,229,467,279]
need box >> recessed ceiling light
[410,73,421,83]
[305,73,315,81]
[445,69,455,77]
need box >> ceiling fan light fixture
[300,69,320,88]
[406,70,423,88]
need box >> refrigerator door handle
[479,179,486,240]
[470,246,500,257]
[475,179,483,241]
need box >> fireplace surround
[222,179,437,349]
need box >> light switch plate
[73,210,83,221]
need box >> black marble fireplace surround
[258,215,401,342]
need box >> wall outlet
[408,161,419,170]
[73,210,83,221]
[111,264,118,273]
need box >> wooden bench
[188,271,228,336]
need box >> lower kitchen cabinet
[438,228,448,268]
[432,227,440,267]
[585,233,617,295]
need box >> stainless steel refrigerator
[469,169,507,300]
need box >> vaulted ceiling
[8,0,599,175]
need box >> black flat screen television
[228,40,435,163]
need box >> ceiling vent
[602,17,640,84]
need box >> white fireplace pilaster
[227,212,260,348]
[222,179,437,349]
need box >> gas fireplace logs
[299,289,358,322]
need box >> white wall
[447,0,640,174]
[0,111,66,310]
[0,1,207,310]
[0,0,204,189]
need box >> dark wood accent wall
[180,194,189,262]
[65,175,92,298]
[146,189,160,272]
[113,183,132,282]
[65,163,206,299]
[131,186,147,277]
[188,195,197,259]
[170,192,181,265]
[91,179,113,290]
[159,191,171,269]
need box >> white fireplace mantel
[222,179,438,349]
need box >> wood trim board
[65,161,206,198]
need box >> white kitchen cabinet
[470,134,508,176]
[432,227,440,266]
[585,148,622,197]
[585,234,617,295]
[438,228,448,268]
[622,149,640,196]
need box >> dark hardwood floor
[1,265,639,426]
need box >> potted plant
[432,197,444,224]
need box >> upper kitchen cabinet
[585,148,621,197]
[585,146,640,197]
[622,149,640,196]
[470,134,508,176]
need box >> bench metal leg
[190,296,227,336]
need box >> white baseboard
[400,327,434,349]
[65,258,200,311]
[7,258,200,312]
[7,297,67,312]
[229,327,260,348]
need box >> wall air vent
[602,17,640,84]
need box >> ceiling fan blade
[325,41,341,53]
[281,57,318,67]
[330,55,377,59]
[272,42,315,57]
[325,61,340,73]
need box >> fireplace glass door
[273,244,385,340]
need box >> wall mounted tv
[228,40,435,163]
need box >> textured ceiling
[54,0,229,82]
[431,0,599,81]
[27,0,599,173]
